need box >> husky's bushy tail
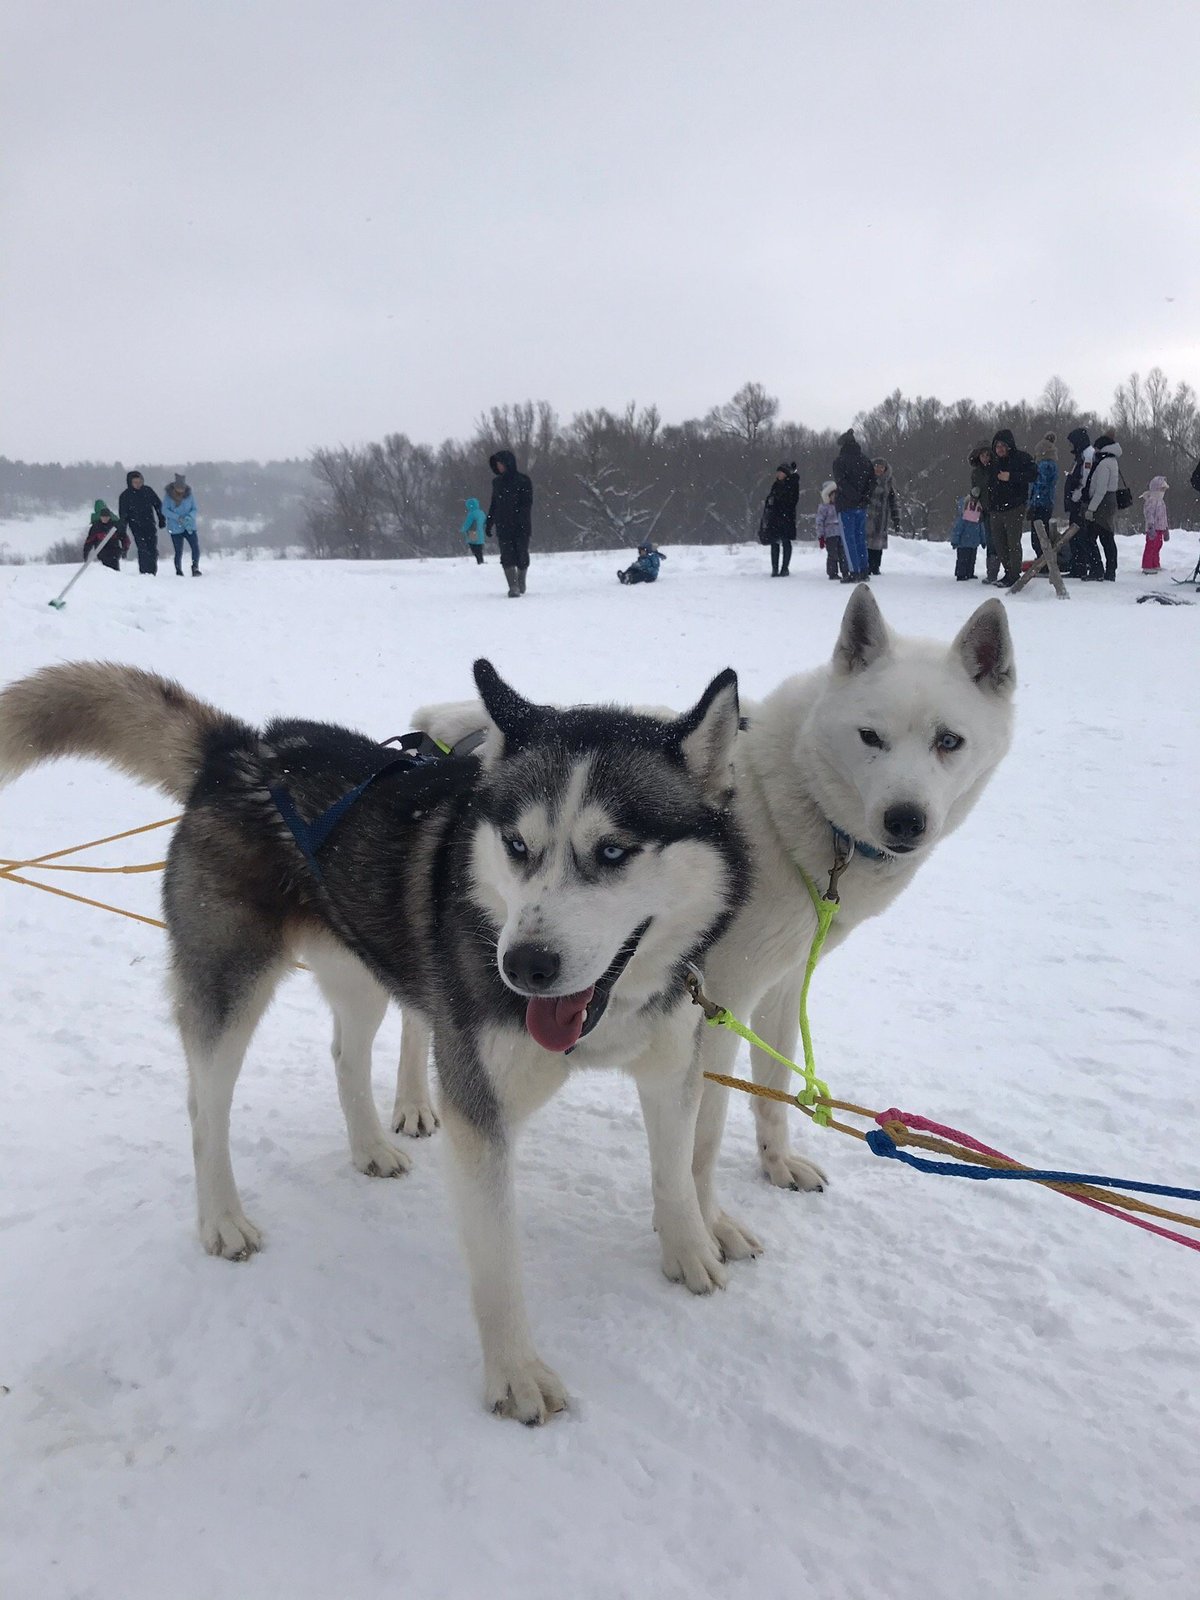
[0,662,247,802]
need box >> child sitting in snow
[815,482,846,580]
[1140,477,1169,573]
[617,542,666,585]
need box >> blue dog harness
[270,730,482,881]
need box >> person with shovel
[82,501,128,572]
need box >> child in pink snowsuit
[1140,476,1169,572]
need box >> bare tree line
[303,372,1200,560]
[14,375,1196,562]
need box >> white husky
[392,587,1016,1270]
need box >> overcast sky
[3,0,1197,464]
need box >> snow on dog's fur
[394,588,1015,1257]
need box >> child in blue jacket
[617,542,665,585]
[815,481,846,579]
[1027,434,1059,559]
[461,497,488,563]
[950,495,987,580]
[163,475,200,575]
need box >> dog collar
[830,823,891,863]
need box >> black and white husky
[393,588,1016,1261]
[0,660,746,1422]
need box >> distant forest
[5,369,1198,560]
[302,372,1200,557]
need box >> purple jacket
[816,502,843,541]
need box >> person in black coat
[485,448,534,598]
[831,430,875,580]
[982,428,1036,586]
[1059,426,1092,576]
[117,469,166,575]
[757,462,800,576]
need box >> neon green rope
[702,867,838,1125]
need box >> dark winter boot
[503,564,521,597]
[191,565,202,576]
[517,568,527,594]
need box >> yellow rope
[0,859,167,876]
[1,868,169,931]
[0,816,314,967]
[0,814,181,873]
[0,817,181,928]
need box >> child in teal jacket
[461,498,487,563]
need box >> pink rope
[876,1108,1200,1254]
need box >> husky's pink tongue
[525,986,596,1053]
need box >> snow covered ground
[0,508,88,561]
[2,535,1198,1600]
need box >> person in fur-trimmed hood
[866,458,899,574]
[1140,475,1170,573]
[1083,434,1123,581]
[163,474,201,575]
[815,479,847,580]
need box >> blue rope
[865,1128,1200,1202]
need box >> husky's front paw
[352,1139,412,1179]
[487,1357,568,1426]
[200,1211,262,1261]
[761,1148,827,1192]
[710,1210,763,1261]
[659,1225,728,1294]
[392,1101,440,1138]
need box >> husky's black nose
[504,944,562,992]
[883,803,927,844]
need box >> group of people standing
[83,471,201,577]
[759,431,899,582]
[459,431,1192,598]
[951,428,1178,585]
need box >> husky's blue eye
[597,842,629,866]
[504,835,528,859]
[858,728,886,750]
[936,731,964,752]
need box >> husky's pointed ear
[472,659,538,750]
[674,668,740,799]
[952,600,1016,697]
[832,586,890,675]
